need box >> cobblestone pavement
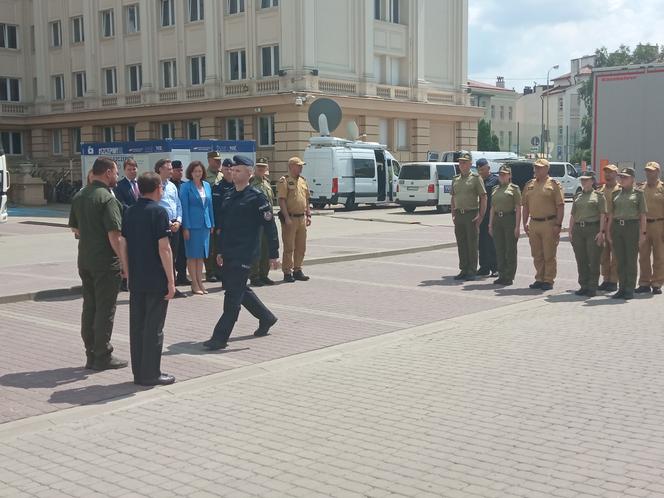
[1,273,664,497]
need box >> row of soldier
[451,153,663,300]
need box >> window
[49,21,62,47]
[127,125,136,142]
[128,64,142,92]
[52,75,65,100]
[125,5,140,33]
[30,25,34,52]
[508,131,513,150]
[0,23,18,49]
[103,67,117,95]
[227,118,244,140]
[395,119,408,149]
[500,106,504,120]
[189,0,204,21]
[436,164,456,181]
[558,97,564,111]
[71,16,84,43]
[101,9,115,38]
[508,106,513,121]
[229,50,247,80]
[378,119,388,145]
[0,77,20,102]
[161,0,175,27]
[558,126,564,140]
[228,0,245,14]
[374,0,400,23]
[71,128,81,154]
[353,159,375,179]
[499,131,504,146]
[260,45,279,77]
[260,0,278,7]
[187,121,200,139]
[73,71,86,98]
[190,56,206,85]
[52,129,63,155]
[549,163,565,177]
[161,59,177,88]
[490,105,495,119]
[160,122,176,139]
[103,126,115,142]
[399,165,430,180]
[258,116,274,146]
[1,131,22,155]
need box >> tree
[477,119,500,151]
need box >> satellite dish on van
[308,98,342,136]
[347,121,360,141]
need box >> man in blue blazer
[114,159,140,210]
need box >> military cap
[579,172,594,180]
[533,158,550,168]
[476,158,489,168]
[645,161,661,171]
[498,165,512,175]
[603,164,618,172]
[221,158,233,167]
[171,160,183,169]
[255,162,269,168]
[458,151,472,162]
[619,167,635,177]
[233,155,254,167]
[207,151,222,160]
[288,156,305,166]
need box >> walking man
[598,164,620,292]
[205,151,224,282]
[522,158,565,291]
[278,157,311,283]
[451,151,487,281]
[121,172,176,386]
[636,161,664,295]
[250,159,276,287]
[204,155,280,351]
[477,158,499,277]
[68,157,128,370]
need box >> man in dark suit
[114,158,139,291]
[170,160,190,285]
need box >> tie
[131,180,139,199]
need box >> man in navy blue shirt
[204,155,280,351]
[477,158,499,277]
[122,172,176,386]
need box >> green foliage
[478,119,498,151]
[491,134,500,152]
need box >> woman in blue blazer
[180,161,214,295]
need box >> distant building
[468,77,519,153]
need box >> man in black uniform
[204,155,280,351]
[170,160,190,285]
[477,158,499,277]
[212,158,235,226]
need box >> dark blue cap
[222,158,233,167]
[476,158,489,168]
[232,155,254,167]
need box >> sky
[468,0,664,91]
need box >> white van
[549,162,581,197]
[306,136,400,210]
[0,148,9,223]
[428,150,519,164]
[397,162,460,213]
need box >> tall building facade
[0,0,481,181]
[469,77,519,153]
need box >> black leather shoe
[203,339,228,351]
[477,268,490,276]
[493,278,505,285]
[598,281,610,291]
[283,273,296,283]
[603,283,618,292]
[453,272,466,280]
[135,374,176,386]
[623,291,634,300]
[250,279,264,287]
[501,280,513,286]
[254,317,278,337]
[120,279,129,292]
[293,270,310,281]
[173,289,187,298]
[206,274,219,283]
[585,289,597,298]
[261,277,275,286]
[176,277,192,286]
[635,285,651,294]
[653,287,662,295]
[574,288,587,296]
[91,355,128,371]
[611,290,626,299]
[529,281,543,289]
[490,271,499,278]
[464,274,476,281]
[540,283,553,291]
[85,356,94,369]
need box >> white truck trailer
[593,63,664,181]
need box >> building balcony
[1,102,30,115]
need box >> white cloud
[469,0,664,90]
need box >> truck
[593,63,664,181]
[0,145,9,222]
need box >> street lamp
[540,64,559,157]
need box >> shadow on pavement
[34,289,82,302]
[49,382,139,405]
[545,293,588,304]
[0,367,95,389]
[461,283,499,291]
[419,277,463,287]
[163,341,251,356]
[493,288,545,297]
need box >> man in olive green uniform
[569,173,606,297]
[607,167,647,300]
[598,164,620,292]
[69,157,128,370]
[488,165,521,286]
[250,160,276,286]
[521,158,565,291]
[205,151,224,282]
[636,161,664,295]
[278,157,312,283]
[451,152,487,281]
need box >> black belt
[496,211,515,218]
[647,218,664,223]
[575,220,599,227]
[289,213,305,217]
[614,219,639,225]
[531,215,557,222]
[454,209,478,215]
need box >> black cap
[476,158,489,168]
[233,155,254,167]
[222,158,233,167]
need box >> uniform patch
[263,211,273,221]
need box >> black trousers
[479,218,497,272]
[129,291,169,382]
[175,229,187,280]
[212,262,276,344]
[79,268,121,363]
[169,230,179,279]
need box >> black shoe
[635,285,651,294]
[611,289,626,299]
[529,281,543,289]
[261,277,275,286]
[501,280,513,286]
[91,355,128,371]
[283,273,296,283]
[135,374,176,386]
[540,283,553,291]
[574,288,588,296]
[598,281,610,291]
[293,270,310,281]
[453,272,466,281]
[120,279,128,292]
[254,317,278,337]
[464,274,476,281]
[206,274,219,283]
[604,283,618,292]
[176,277,192,286]
[490,271,499,278]
[477,268,490,276]
[85,356,93,369]
[203,339,228,351]
[585,289,597,298]
[624,291,634,300]
[653,287,662,295]
[493,278,505,285]
[173,289,187,298]
[250,279,264,287]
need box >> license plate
[407,186,419,191]
[444,185,452,193]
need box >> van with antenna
[305,98,400,210]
